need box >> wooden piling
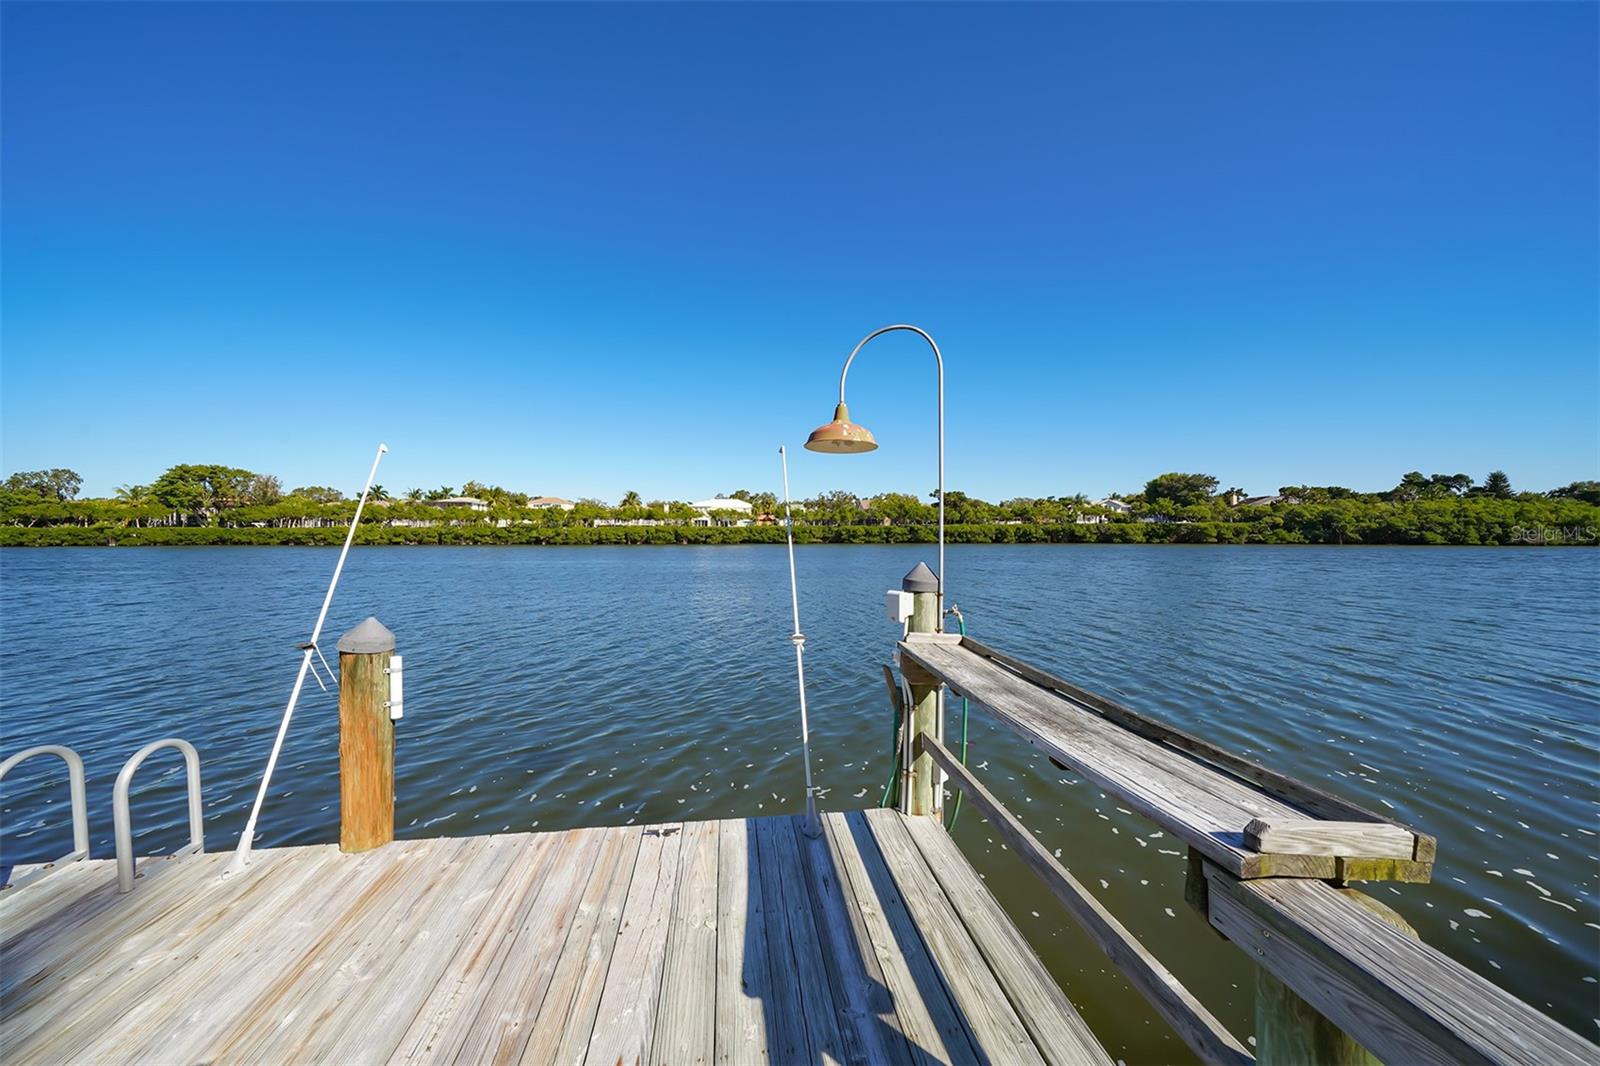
[1255,888,1418,1065]
[337,616,396,852]
[901,563,942,818]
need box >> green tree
[149,464,255,521]
[1391,471,1473,502]
[3,468,83,501]
[1143,472,1219,506]
[1476,471,1513,499]
[619,490,643,509]
[806,490,863,526]
[1548,480,1600,505]
[1278,485,1356,503]
[870,492,933,526]
[246,474,283,505]
[570,498,610,524]
[289,485,345,504]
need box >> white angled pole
[226,442,388,876]
[780,446,821,838]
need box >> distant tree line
[1,464,1596,546]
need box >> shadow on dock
[740,811,959,1065]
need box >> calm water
[2,545,1596,1060]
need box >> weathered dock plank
[900,813,1115,1066]
[2,848,330,1061]
[583,822,683,1066]
[390,834,563,1063]
[652,818,720,1066]
[798,813,914,1065]
[217,837,484,1062]
[113,842,427,1064]
[863,807,1046,1066]
[712,817,769,1066]
[0,813,1102,1066]
[747,816,812,1064]
[835,809,981,1064]
[524,824,643,1066]
[783,815,860,1064]
[314,833,527,1062]
[446,829,606,1066]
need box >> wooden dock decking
[0,809,1108,1066]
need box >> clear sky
[3,2,1595,503]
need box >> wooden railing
[896,633,1593,1066]
[916,732,1252,1064]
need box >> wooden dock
[1,810,1108,1066]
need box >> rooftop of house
[690,497,753,512]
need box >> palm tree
[368,484,391,501]
[620,490,643,509]
[114,484,151,503]
[403,488,424,502]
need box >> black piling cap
[902,562,939,593]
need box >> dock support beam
[338,617,396,852]
[901,563,942,818]
[1254,888,1417,1065]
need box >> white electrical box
[386,654,405,721]
[885,589,914,625]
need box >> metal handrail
[113,738,204,893]
[0,745,90,889]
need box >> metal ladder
[0,738,204,894]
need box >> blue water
[2,545,1596,1059]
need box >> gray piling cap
[902,562,939,593]
[337,617,395,654]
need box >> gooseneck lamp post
[805,324,945,628]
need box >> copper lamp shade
[804,403,878,453]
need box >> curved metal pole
[838,324,944,626]
[114,738,204,893]
[0,745,89,888]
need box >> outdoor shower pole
[835,324,945,625]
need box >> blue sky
[3,2,1595,502]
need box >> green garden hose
[879,699,902,808]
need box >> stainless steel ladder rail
[0,745,90,889]
[113,738,204,893]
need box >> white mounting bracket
[385,655,404,720]
[885,589,914,625]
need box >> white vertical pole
[780,446,821,838]
[226,442,388,876]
